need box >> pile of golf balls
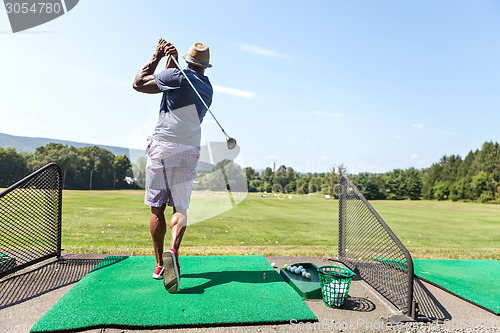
[284,264,311,279]
[326,281,348,307]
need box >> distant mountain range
[0,132,214,171]
[0,132,147,161]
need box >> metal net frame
[0,163,62,279]
[338,175,415,318]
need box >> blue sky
[1,0,499,173]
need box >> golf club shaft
[169,55,229,139]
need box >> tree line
[242,141,499,203]
[0,143,133,190]
[243,164,424,200]
[1,141,498,203]
[421,141,500,203]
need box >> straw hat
[183,43,212,68]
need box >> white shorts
[144,140,200,209]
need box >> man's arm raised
[132,39,174,93]
[164,43,178,69]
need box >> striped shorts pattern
[144,140,200,209]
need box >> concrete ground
[0,254,498,333]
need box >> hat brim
[183,55,212,68]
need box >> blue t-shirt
[153,68,213,148]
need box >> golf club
[168,54,237,150]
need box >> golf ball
[295,268,302,275]
[284,264,288,270]
[287,266,292,272]
[305,273,311,279]
[297,266,303,271]
[302,271,307,277]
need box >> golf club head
[227,137,237,150]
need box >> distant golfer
[133,39,213,293]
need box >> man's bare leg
[150,204,166,267]
[162,207,186,293]
[169,207,187,252]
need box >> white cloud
[319,155,328,161]
[393,135,403,140]
[412,124,424,129]
[238,44,285,58]
[213,85,256,99]
[410,153,419,160]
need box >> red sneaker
[162,249,181,293]
[152,266,164,279]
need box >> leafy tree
[384,169,406,200]
[404,168,423,200]
[79,146,115,189]
[248,179,262,192]
[0,148,29,187]
[272,165,297,193]
[203,160,247,192]
[296,178,309,194]
[433,181,450,200]
[245,167,259,180]
[353,172,385,200]
[322,166,343,197]
[26,143,81,188]
[471,171,488,199]
[308,177,323,193]
[451,178,471,201]
[383,168,422,200]
[260,167,273,192]
[422,163,440,199]
[422,142,499,202]
[114,155,132,189]
[244,167,260,192]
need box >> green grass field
[59,190,500,259]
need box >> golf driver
[168,54,237,150]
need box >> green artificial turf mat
[414,259,500,314]
[31,255,316,332]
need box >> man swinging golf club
[132,39,213,293]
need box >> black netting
[338,175,414,315]
[0,163,62,278]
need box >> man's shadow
[178,270,282,294]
